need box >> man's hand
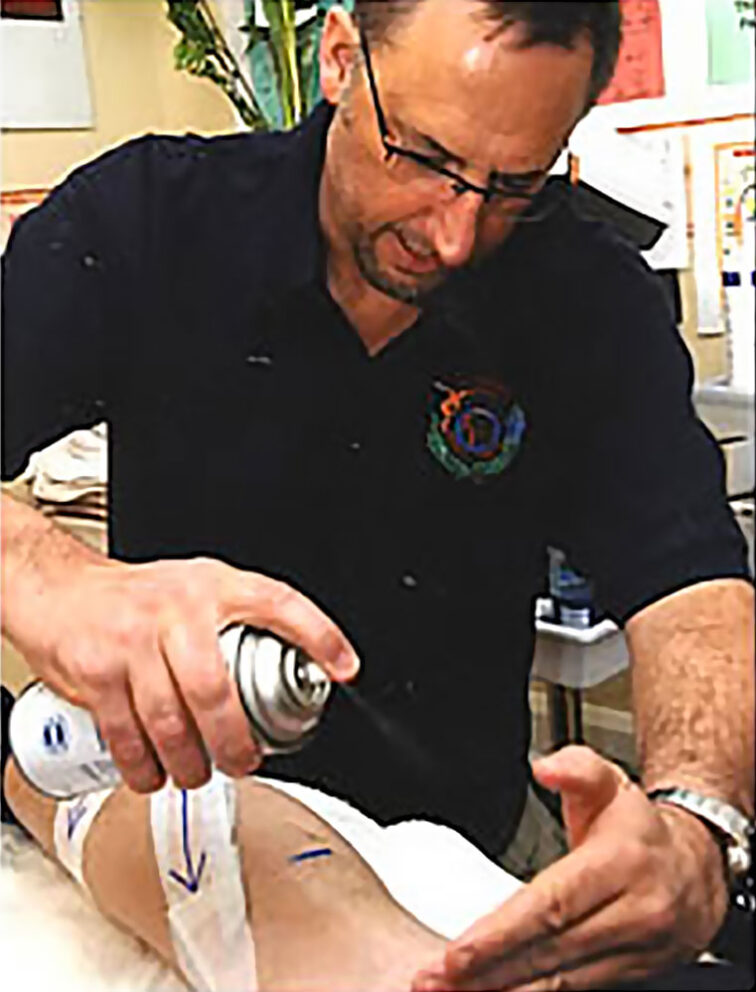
[412,746,729,991]
[2,496,359,794]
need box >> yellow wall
[2,0,236,191]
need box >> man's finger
[532,745,633,847]
[129,643,211,790]
[415,941,673,992]
[161,618,263,779]
[94,676,165,793]
[218,570,360,680]
[425,869,673,992]
[420,842,629,986]
[475,944,674,992]
[532,745,630,799]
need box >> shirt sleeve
[548,236,751,625]
[2,168,115,480]
[1,136,173,482]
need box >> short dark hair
[353,1,622,108]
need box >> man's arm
[1,492,359,792]
[411,578,754,992]
[627,577,754,817]
[1,491,104,662]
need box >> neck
[319,171,419,357]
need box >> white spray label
[9,681,121,798]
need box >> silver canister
[219,624,331,753]
[9,625,331,798]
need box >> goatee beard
[354,239,442,306]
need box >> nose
[431,192,483,268]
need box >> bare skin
[4,757,443,992]
[1,492,360,794]
[317,0,593,354]
[414,582,754,992]
[628,579,754,817]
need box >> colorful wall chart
[598,0,666,105]
[715,142,755,389]
[715,143,755,272]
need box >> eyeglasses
[359,31,568,223]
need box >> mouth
[392,230,440,275]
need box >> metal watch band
[647,787,754,881]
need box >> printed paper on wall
[715,143,755,272]
[706,0,755,86]
[598,0,666,105]
[1,0,62,18]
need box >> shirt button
[400,572,419,589]
[245,353,273,367]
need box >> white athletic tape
[53,788,114,888]
[151,773,257,992]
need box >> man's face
[320,0,594,305]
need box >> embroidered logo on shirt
[426,377,526,481]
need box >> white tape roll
[151,773,257,992]
[53,787,114,888]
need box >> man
[2,2,753,990]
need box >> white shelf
[532,601,629,690]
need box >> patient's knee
[3,757,58,857]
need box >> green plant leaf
[249,38,283,128]
[297,19,321,114]
[263,0,302,126]
[168,0,357,130]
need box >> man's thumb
[532,746,628,848]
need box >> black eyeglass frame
[358,30,568,212]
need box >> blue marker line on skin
[289,847,333,863]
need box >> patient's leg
[4,759,181,973]
[237,780,443,990]
[4,760,442,992]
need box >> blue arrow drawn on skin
[168,790,207,893]
[67,798,88,840]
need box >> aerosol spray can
[8,625,331,799]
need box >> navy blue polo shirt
[2,104,749,856]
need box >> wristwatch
[647,787,754,889]
[648,788,755,969]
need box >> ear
[319,5,360,106]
